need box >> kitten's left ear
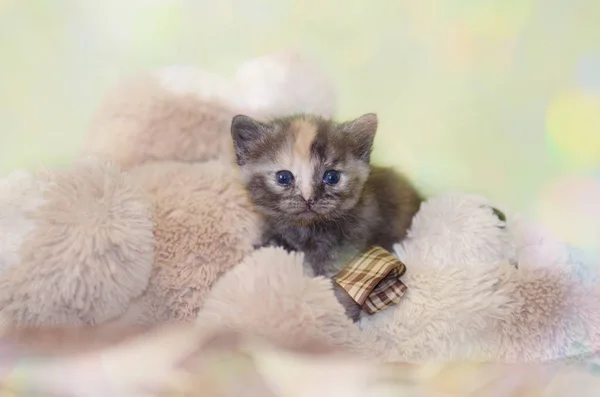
[345,113,378,162]
[231,114,266,165]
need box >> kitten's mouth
[295,208,320,219]
[287,204,325,221]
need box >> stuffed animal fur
[0,51,334,328]
[196,193,600,363]
[1,50,599,367]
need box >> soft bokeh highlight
[0,0,598,253]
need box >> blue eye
[276,170,295,186]
[323,170,341,185]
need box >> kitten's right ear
[345,113,378,162]
[231,114,264,165]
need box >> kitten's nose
[305,196,315,207]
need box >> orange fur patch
[291,120,317,200]
[291,119,317,159]
[275,119,318,200]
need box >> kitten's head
[231,113,377,224]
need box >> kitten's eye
[276,170,295,186]
[322,170,341,185]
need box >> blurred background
[0,0,599,253]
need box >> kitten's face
[231,113,378,224]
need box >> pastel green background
[1,0,599,251]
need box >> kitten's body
[231,113,422,319]
[260,166,420,276]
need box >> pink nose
[305,197,315,206]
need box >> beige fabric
[119,161,262,325]
[0,52,334,330]
[197,247,383,356]
[0,159,261,329]
[0,161,155,327]
[2,49,598,371]
[83,73,238,169]
[0,170,47,275]
[198,246,600,364]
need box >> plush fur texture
[0,161,261,329]
[84,73,238,169]
[1,50,599,369]
[232,113,422,276]
[0,51,334,329]
[0,171,46,275]
[196,192,600,363]
[0,161,155,328]
[196,246,379,355]
[396,193,517,268]
[119,161,261,325]
[383,194,599,362]
[82,51,337,170]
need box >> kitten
[231,113,422,319]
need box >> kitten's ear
[231,114,266,165]
[345,113,378,162]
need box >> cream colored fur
[197,193,600,363]
[120,161,262,324]
[196,247,381,357]
[0,170,46,275]
[0,161,155,328]
[0,51,335,328]
[0,50,598,368]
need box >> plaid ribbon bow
[333,246,407,315]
